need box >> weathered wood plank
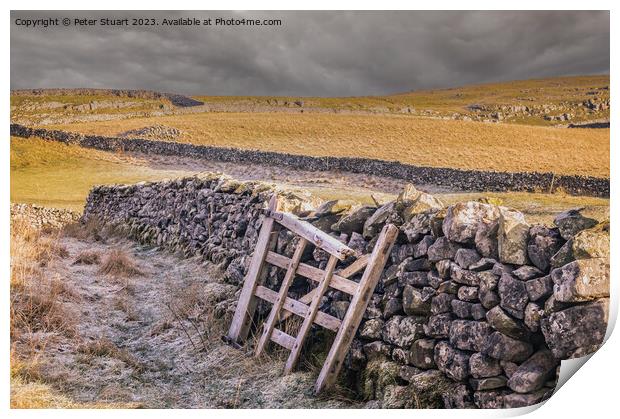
[314,224,398,394]
[277,254,368,324]
[254,286,341,332]
[269,211,355,260]
[271,328,295,350]
[284,255,339,374]
[225,195,278,344]
[255,238,308,356]
[337,254,370,278]
[265,251,358,295]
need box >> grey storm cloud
[10,10,610,96]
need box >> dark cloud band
[10,10,610,96]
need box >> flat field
[10,137,191,211]
[48,112,610,177]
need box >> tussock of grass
[98,249,143,277]
[11,219,77,339]
[77,337,142,370]
[72,250,101,265]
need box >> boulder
[424,313,453,338]
[469,352,502,378]
[410,338,436,369]
[469,257,496,272]
[398,184,444,222]
[383,297,403,319]
[523,302,542,332]
[427,237,461,262]
[512,265,543,281]
[503,389,549,408]
[442,202,500,244]
[434,341,471,381]
[551,258,610,302]
[431,293,456,314]
[482,332,534,362]
[451,265,480,286]
[498,273,529,319]
[541,298,609,359]
[553,208,598,240]
[360,318,384,340]
[525,275,554,301]
[527,226,563,272]
[550,240,575,268]
[474,220,500,259]
[449,320,493,352]
[315,199,355,217]
[451,300,475,319]
[498,208,530,265]
[400,211,437,242]
[507,350,557,393]
[457,286,479,302]
[403,285,432,315]
[473,390,507,409]
[485,306,530,341]
[381,315,425,348]
[571,221,609,259]
[454,248,482,269]
[363,201,395,238]
[332,206,377,234]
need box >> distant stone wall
[10,124,609,197]
[81,173,610,409]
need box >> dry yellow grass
[49,112,610,177]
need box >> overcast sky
[10,10,610,97]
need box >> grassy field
[195,75,610,125]
[10,137,191,212]
[48,112,610,178]
[11,137,609,224]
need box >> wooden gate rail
[225,195,398,394]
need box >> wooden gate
[225,196,398,394]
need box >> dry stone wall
[10,124,609,197]
[81,173,610,409]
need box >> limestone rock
[572,221,609,259]
[485,306,530,341]
[403,285,432,316]
[449,320,493,352]
[507,350,557,393]
[469,352,502,378]
[454,248,482,269]
[512,265,543,281]
[551,258,610,302]
[410,338,436,369]
[503,389,549,408]
[482,332,534,362]
[527,226,564,272]
[424,313,452,338]
[427,237,461,262]
[541,298,609,359]
[474,219,500,259]
[434,341,471,381]
[524,302,542,332]
[332,205,376,234]
[431,293,456,314]
[498,273,529,319]
[498,208,530,265]
[363,201,395,238]
[442,202,500,244]
[360,318,384,340]
[550,240,575,268]
[554,208,598,241]
[525,275,554,302]
[457,286,479,302]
